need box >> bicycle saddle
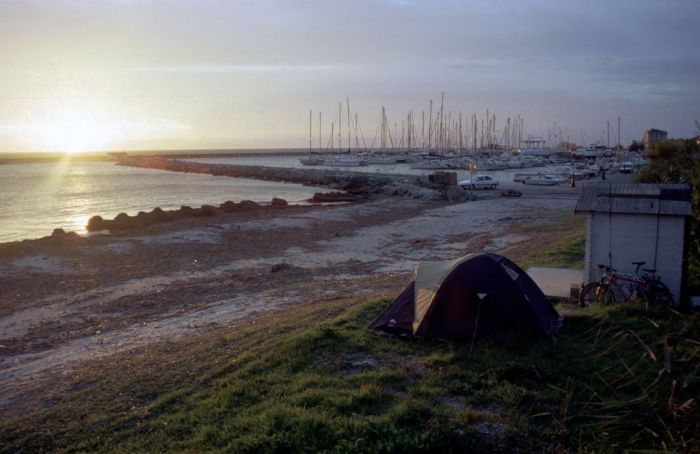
[631,261,646,266]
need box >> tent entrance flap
[368,281,415,335]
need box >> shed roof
[574,183,692,216]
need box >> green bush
[638,137,700,288]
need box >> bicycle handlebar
[597,262,651,276]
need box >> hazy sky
[1,0,698,152]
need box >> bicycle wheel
[645,281,674,307]
[579,282,614,307]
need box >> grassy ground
[513,211,587,270]
[1,299,696,452]
[2,217,698,452]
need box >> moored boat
[521,174,566,185]
[299,157,325,166]
[325,156,368,167]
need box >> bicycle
[579,261,674,307]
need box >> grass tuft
[2,296,696,452]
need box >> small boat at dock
[363,155,397,165]
[521,174,566,185]
[410,159,453,170]
[299,157,325,166]
[325,156,368,167]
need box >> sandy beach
[0,175,594,419]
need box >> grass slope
[1,300,697,452]
[514,211,586,270]
[1,215,697,452]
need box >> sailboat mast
[406,119,410,150]
[439,92,444,152]
[617,115,621,154]
[394,123,397,150]
[309,109,312,153]
[355,113,359,150]
[459,113,463,154]
[319,112,322,152]
[346,97,351,152]
[427,100,433,151]
[480,118,484,150]
[519,117,524,148]
[338,102,342,153]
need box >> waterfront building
[642,128,668,148]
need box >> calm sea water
[0,160,325,243]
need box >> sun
[37,102,120,154]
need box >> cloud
[126,64,343,74]
[447,62,488,72]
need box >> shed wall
[585,212,685,304]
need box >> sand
[0,181,586,415]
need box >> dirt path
[0,185,579,414]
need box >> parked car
[619,162,634,174]
[459,175,499,189]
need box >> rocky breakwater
[86,199,287,233]
[118,157,443,201]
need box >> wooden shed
[575,183,692,305]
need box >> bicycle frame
[583,262,673,307]
[605,272,646,302]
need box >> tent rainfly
[369,253,560,340]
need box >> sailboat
[300,109,325,166]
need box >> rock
[134,211,152,227]
[114,213,129,222]
[149,207,171,222]
[429,171,458,186]
[311,192,361,203]
[220,200,236,210]
[270,262,291,273]
[111,213,131,230]
[179,205,196,216]
[238,200,261,210]
[87,215,107,232]
[346,175,369,187]
[270,197,288,208]
[194,205,217,217]
[392,186,407,196]
[501,189,522,198]
[49,228,80,240]
[445,185,467,203]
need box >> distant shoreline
[0,148,312,165]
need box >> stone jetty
[86,200,279,232]
[118,156,444,201]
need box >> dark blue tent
[369,253,560,340]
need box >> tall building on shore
[643,128,668,148]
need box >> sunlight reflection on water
[0,160,325,242]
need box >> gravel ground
[0,179,598,415]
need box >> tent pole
[469,295,485,358]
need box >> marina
[1,0,696,451]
